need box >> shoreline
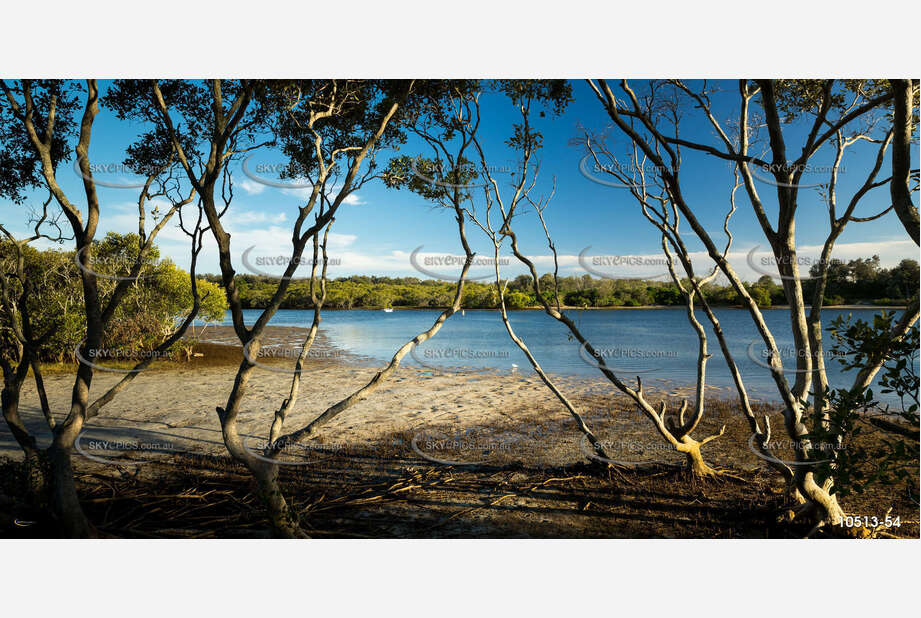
[7,325,767,465]
[14,312,905,468]
[193,326,770,402]
[235,304,908,312]
[6,329,916,540]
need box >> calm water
[216,307,909,404]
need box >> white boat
[383,307,394,313]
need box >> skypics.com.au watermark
[411,426,523,466]
[243,342,348,374]
[409,246,510,282]
[745,246,829,281]
[407,159,517,190]
[74,247,168,282]
[75,430,176,465]
[410,345,512,374]
[577,247,671,280]
[240,155,313,190]
[72,158,169,189]
[74,342,174,374]
[743,160,844,190]
[747,435,845,468]
[579,434,682,468]
[576,147,843,192]
[578,155,677,189]
[75,427,384,468]
[578,342,676,374]
[745,340,846,374]
[241,437,358,467]
[240,245,343,279]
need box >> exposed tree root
[675,433,746,482]
[777,498,880,538]
[690,466,748,483]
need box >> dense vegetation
[804,256,919,306]
[212,256,918,310]
[0,233,227,363]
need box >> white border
[2,540,919,616]
[1,1,918,76]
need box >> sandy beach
[2,326,738,469]
[5,326,916,541]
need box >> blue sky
[2,79,915,284]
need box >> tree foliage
[0,233,226,363]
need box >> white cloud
[238,179,266,196]
[230,210,287,225]
[279,179,364,206]
[22,193,913,283]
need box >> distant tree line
[208,256,917,311]
[804,256,918,306]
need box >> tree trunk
[251,461,302,539]
[2,377,51,507]
[889,79,919,246]
[47,444,93,538]
[22,450,50,508]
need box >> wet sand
[1,325,737,468]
